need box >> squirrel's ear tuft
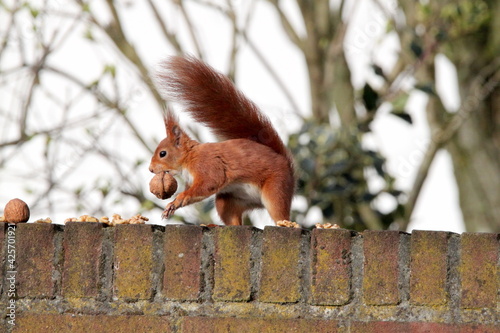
[163,116,169,135]
[164,108,184,147]
[163,107,177,135]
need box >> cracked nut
[276,220,300,228]
[149,172,177,200]
[35,217,52,224]
[315,223,340,229]
[4,198,30,223]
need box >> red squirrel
[149,56,295,225]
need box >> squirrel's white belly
[219,183,262,206]
[182,167,262,206]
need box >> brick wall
[1,223,499,332]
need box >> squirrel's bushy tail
[157,56,290,160]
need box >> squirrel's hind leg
[261,176,294,224]
[215,193,248,225]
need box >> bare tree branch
[240,32,302,115]
[44,65,156,153]
[145,0,183,54]
[176,0,204,59]
[401,58,500,229]
[266,0,303,49]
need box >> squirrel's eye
[159,151,167,158]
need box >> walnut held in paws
[149,172,178,200]
[4,198,30,223]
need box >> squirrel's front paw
[162,202,177,220]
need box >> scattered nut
[64,213,150,226]
[100,216,111,225]
[150,172,177,200]
[111,214,127,225]
[276,220,300,228]
[65,215,100,223]
[111,213,148,225]
[35,217,52,224]
[4,198,30,223]
[0,215,5,222]
[315,223,340,229]
[80,214,99,222]
[129,214,149,224]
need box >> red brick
[213,226,253,301]
[351,321,407,333]
[16,223,56,297]
[259,226,302,303]
[363,231,401,305]
[182,317,338,333]
[458,324,500,333]
[113,224,154,300]
[410,230,449,305]
[14,314,172,333]
[351,322,500,333]
[62,223,104,297]
[460,233,499,308]
[163,225,202,300]
[310,228,351,305]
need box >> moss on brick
[6,224,500,330]
[16,223,56,298]
[182,317,338,333]
[213,226,253,301]
[410,230,449,306]
[113,225,154,300]
[14,314,172,333]
[460,233,499,308]
[362,231,401,305]
[163,225,203,300]
[62,223,103,298]
[311,229,352,305]
[259,227,302,303]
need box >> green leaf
[202,200,214,213]
[299,158,316,173]
[321,204,334,219]
[415,83,436,96]
[362,83,379,111]
[84,28,94,41]
[410,40,423,58]
[82,2,91,12]
[373,160,385,177]
[390,110,413,124]
[392,93,409,111]
[87,79,99,89]
[327,160,350,175]
[371,64,386,80]
[141,200,155,210]
[103,64,116,77]
[28,5,39,18]
[389,189,403,197]
[362,192,376,202]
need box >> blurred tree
[390,0,500,231]
[0,0,498,231]
[268,1,404,230]
[269,0,499,231]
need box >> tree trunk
[446,87,500,232]
[443,0,500,232]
